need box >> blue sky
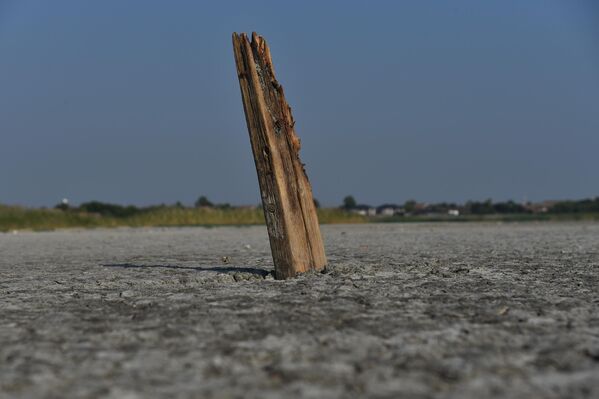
[1,1,598,207]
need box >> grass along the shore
[0,205,367,232]
[2,204,598,232]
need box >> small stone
[498,306,510,316]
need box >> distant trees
[550,197,599,213]
[53,197,234,218]
[342,195,357,210]
[195,196,213,208]
[54,198,69,211]
[426,202,459,214]
[47,195,599,219]
[492,200,527,214]
[463,199,528,215]
[194,196,234,209]
[464,199,494,215]
[403,200,417,213]
[79,201,141,218]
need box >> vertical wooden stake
[232,32,327,279]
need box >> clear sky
[1,1,598,207]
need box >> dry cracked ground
[1,222,598,399]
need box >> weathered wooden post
[232,32,327,279]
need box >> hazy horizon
[4,195,597,210]
[2,1,598,207]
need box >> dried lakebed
[1,223,598,399]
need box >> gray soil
[1,223,598,399]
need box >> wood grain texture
[232,32,327,279]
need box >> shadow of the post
[102,263,271,278]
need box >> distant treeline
[421,200,530,215]
[549,198,599,214]
[340,195,599,215]
[2,195,599,232]
[53,196,599,217]
[55,196,234,218]
[77,201,148,218]
[442,198,599,215]
[0,198,365,232]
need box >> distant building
[523,201,559,213]
[414,202,428,213]
[376,204,403,216]
[379,207,395,216]
[353,204,376,216]
[448,209,460,216]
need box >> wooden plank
[232,32,327,279]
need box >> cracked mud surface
[1,223,598,398]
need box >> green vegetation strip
[2,204,598,232]
[0,205,367,232]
